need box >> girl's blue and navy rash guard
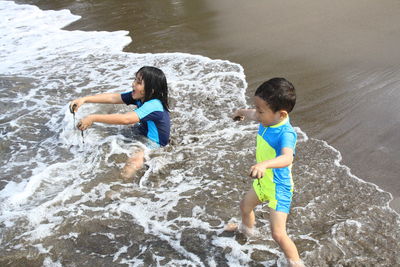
[121,92,170,146]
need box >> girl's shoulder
[141,98,164,111]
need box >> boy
[226,78,303,266]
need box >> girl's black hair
[136,66,170,112]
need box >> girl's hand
[77,116,93,131]
[249,162,267,179]
[69,98,86,113]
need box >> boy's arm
[70,93,125,113]
[232,108,257,121]
[249,147,294,179]
[77,112,139,130]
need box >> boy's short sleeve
[121,91,140,106]
[280,131,297,153]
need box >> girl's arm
[232,108,257,121]
[249,147,294,179]
[77,112,139,130]
[70,93,125,113]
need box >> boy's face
[131,74,145,100]
[254,96,286,127]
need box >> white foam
[43,257,63,267]
[294,126,309,142]
[0,1,131,75]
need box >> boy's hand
[69,98,86,113]
[233,115,244,121]
[249,162,267,179]
[232,110,244,121]
[77,116,93,131]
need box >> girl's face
[254,96,286,127]
[131,74,145,101]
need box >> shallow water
[1,1,400,266]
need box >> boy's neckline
[269,116,289,128]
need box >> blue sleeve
[280,131,297,153]
[135,100,164,121]
[121,91,140,106]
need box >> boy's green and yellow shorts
[253,175,293,214]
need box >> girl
[69,66,170,179]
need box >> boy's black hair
[136,66,170,112]
[254,78,296,113]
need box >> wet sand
[15,0,400,211]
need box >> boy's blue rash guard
[121,92,170,146]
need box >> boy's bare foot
[288,259,305,267]
[239,223,255,237]
[224,223,255,237]
[224,223,239,232]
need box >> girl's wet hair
[255,78,296,113]
[136,66,170,112]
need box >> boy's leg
[121,149,145,180]
[269,209,302,266]
[225,188,261,234]
[241,188,261,229]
